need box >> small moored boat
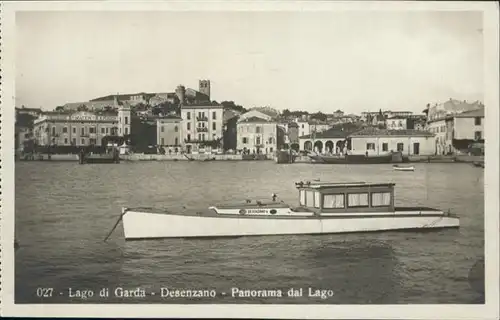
[393,165,415,172]
[118,181,459,240]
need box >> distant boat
[117,181,459,240]
[309,151,404,164]
[393,165,415,172]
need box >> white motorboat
[116,181,459,241]
[393,165,415,172]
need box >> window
[187,112,191,120]
[302,124,304,129]
[72,138,76,145]
[202,134,205,141]
[474,131,482,140]
[90,138,96,145]
[106,127,109,134]
[161,138,164,145]
[269,137,273,144]
[89,127,95,134]
[81,128,85,135]
[314,192,321,208]
[299,190,306,206]
[270,147,273,153]
[198,134,201,140]
[63,127,68,133]
[175,137,178,145]
[212,122,216,130]
[397,143,404,151]
[256,137,261,145]
[366,143,375,150]
[161,126,165,133]
[101,128,106,134]
[174,126,178,132]
[125,127,128,135]
[73,127,76,134]
[256,127,261,133]
[382,143,388,152]
[52,127,56,135]
[348,193,369,207]
[475,117,481,125]
[125,116,128,125]
[187,134,191,141]
[305,191,315,207]
[187,123,191,130]
[212,111,216,119]
[371,192,391,207]
[81,138,85,145]
[323,194,345,208]
[64,138,68,144]
[242,137,248,144]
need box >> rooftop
[453,107,485,118]
[350,127,434,137]
[296,181,395,189]
[238,116,275,123]
[181,103,222,109]
[299,128,350,139]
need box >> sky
[16,10,484,114]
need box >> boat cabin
[295,181,395,214]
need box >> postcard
[1,1,498,319]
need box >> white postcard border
[1,1,498,319]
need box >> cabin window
[347,193,369,207]
[314,192,321,208]
[299,190,306,206]
[366,143,375,150]
[371,192,391,207]
[323,194,344,208]
[305,191,315,207]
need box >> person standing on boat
[272,193,277,202]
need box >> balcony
[196,127,208,132]
[196,116,208,121]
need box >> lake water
[15,161,485,304]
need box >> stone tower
[175,85,186,104]
[199,80,211,99]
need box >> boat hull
[122,208,459,240]
[309,152,403,164]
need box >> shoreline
[15,153,484,164]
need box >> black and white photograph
[1,1,498,319]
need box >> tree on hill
[221,101,247,113]
[310,111,327,122]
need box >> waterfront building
[157,115,182,147]
[237,110,277,155]
[299,128,351,154]
[33,98,131,147]
[180,103,224,153]
[427,107,484,155]
[349,127,435,156]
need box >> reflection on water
[15,161,484,303]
